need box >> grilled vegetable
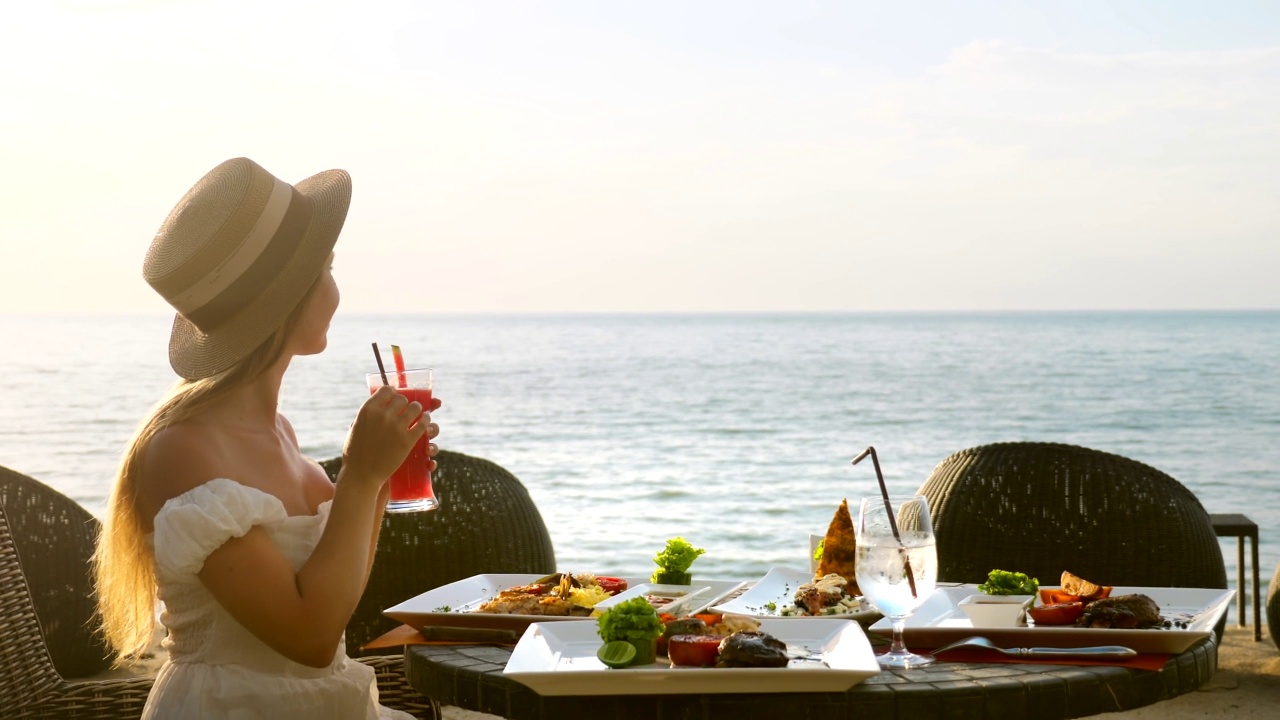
[1027,601,1085,626]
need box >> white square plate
[708,567,880,622]
[593,579,747,618]
[503,618,881,695]
[384,573,648,632]
[868,585,1234,655]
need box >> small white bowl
[958,594,1033,627]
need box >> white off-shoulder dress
[143,478,412,720]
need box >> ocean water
[2,311,1277,623]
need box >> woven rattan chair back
[0,466,152,719]
[0,465,113,679]
[321,449,556,719]
[322,449,557,653]
[918,442,1227,590]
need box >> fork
[932,635,1137,658]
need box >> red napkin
[921,647,1170,671]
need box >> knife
[1002,646,1138,658]
[932,636,1138,657]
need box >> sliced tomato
[1038,588,1081,605]
[667,635,722,667]
[1027,601,1085,626]
[596,576,628,595]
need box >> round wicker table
[405,632,1218,720]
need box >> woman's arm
[195,386,429,667]
[358,401,441,589]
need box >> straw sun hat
[144,157,351,380]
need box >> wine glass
[855,494,938,669]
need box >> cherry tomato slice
[596,576,628,595]
[1027,601,1085,626]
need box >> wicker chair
[0,465,151,719]
[918,442,1228,592]
[321,449,558,719]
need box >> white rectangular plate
[384,573,648,632]
[868,585,1234,655]
[594,580,747,618]
[709,567,880,623]
[503,618,880,695]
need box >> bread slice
[1060,570,1104,598]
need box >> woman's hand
[341,385,433,487]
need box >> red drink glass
[365,367,438,513]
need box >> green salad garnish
[653,536,706,574]
[977,569,1039,596]
[596,596,665,644]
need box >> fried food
[1060,571,1104,599]
[472,572,603,616]
[474,593,593,616]
[815,499,858,591]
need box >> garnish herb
[596,596,665,644]
[653,537,706,573]
[977,570,1039,596]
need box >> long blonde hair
[92,286,319,663]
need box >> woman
[92,157,438,718]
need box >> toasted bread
[1060,571,1104,598]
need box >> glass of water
[855,494,938,668]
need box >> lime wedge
[597,640,637,668]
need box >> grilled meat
[1075,593,1164,629]
[716,631,790,668]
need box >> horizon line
[3,307,1278,319]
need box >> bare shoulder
[136,423,233,528]
[277,413,300,447]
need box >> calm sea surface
[2,312,1277,622]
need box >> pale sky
[2,0,1278,314]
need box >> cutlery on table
[931,635,1137,658]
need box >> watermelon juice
[365,368,438,513]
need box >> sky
[2,0,1278,314]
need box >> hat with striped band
[143,157,351,380]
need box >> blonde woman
[93,158,438,719]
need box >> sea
[2,311,1277,624]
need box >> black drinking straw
[371,343,390,385]
[852,446,919,598]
